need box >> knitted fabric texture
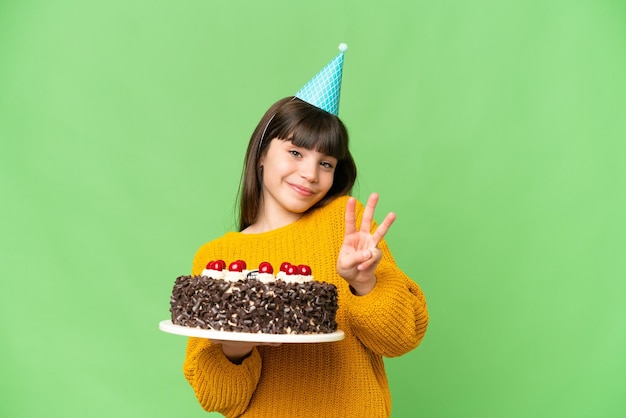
[183,196,428,418]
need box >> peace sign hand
[336,193,397,295]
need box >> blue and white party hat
[295,43,348,116]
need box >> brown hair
[237,97,357,231]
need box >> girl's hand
[337,193,396,295]
[211,340,281,364]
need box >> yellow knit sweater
[183,196,428,417]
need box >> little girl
[182,47,428,417]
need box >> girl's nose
[299,160,318,183]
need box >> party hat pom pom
[338,43,348,52]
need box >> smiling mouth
[288,183,315,196]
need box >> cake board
[159,320,345,343]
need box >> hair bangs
[288,114,348,160]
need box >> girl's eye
[289,150,302,158]
[321,161,335,169]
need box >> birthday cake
[169,260,338,334]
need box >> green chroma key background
[1,1,625,417]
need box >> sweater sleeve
[343,200,429,358]
[183,338,262,417]
[182,241,263,417]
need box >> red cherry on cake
[205,261,215,269]
[280,262,292,272]
[208,260,226,270]
[229,261,244,272]
[298,264,312,276]
[236,259,247,270]
[286,264,299,275]
[259,262,273,274]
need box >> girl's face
[259,138,337,223]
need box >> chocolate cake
[169,261,339,334]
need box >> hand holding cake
[210,339,281,365]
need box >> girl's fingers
[359,193,379,234]
[357,248,382,271]
[344,197,357,236]
[371,212,397,245]
[345,192,396,246]
[339,248,373,271]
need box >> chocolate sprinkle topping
[169,275,339,334]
